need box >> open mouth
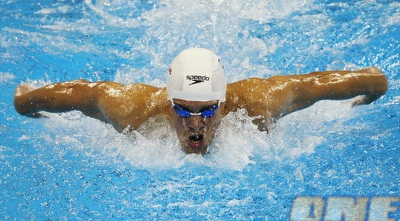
[188,134,205,149]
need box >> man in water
[14,48,388,154]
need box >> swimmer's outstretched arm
[286,66,388,111]
[226,67,388,130]
[14,80,168,132]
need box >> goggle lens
[173,103,219,118]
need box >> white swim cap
[167,48,227,102]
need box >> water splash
[5,0,384,172]
[34,95,358,172]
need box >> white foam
[229,0,309,22]
[0,72,16,83]
[3,27,98,55]
[83,0,140,27]
[125,0,315,81]
[381,2,400,28]
[141,0,308,24]
[6,0,320,85]
[35,96,357,171]
[261,99,356,162]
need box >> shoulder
[227,76,289,89]
[224,76,298,115]
[99,83,167,105]
[97,83,164,98]
[224,78,273,113]
[226,77,282,97]
[227,78,266,92]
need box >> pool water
[1,0,399,220]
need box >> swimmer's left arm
[226,67,388,131]
[286,67,388,114]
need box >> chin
[182,146,208,154]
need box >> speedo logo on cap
[186,75,210,85]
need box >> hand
[14,84,47,118]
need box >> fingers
[15,84,35,97]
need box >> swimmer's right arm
[13,79,116,121]
[14,80,168,132]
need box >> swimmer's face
[169,99,224,154]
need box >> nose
[184,116,206,131]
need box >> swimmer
[14,48,388,154]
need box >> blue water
[1,0,399,220]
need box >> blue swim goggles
[172,102,220,118]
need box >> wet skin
[13,67,388,155]
[169,99,224,154]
